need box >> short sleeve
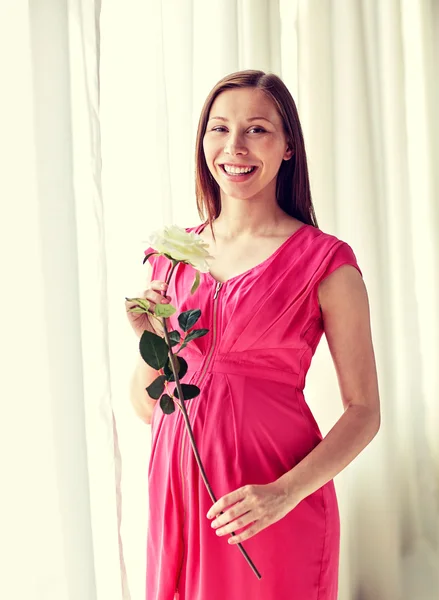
[313,241,363,313]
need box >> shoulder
[305,226,362,278]
[318,259,365,311]
[306,224,351,248]
[299,226,364,312]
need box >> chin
[221,188,263,202]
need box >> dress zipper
[176,279,223,593]
[196,281,223,386]
[213,280,222,299]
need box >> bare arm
[278,264,381,502]
[127,259,169,424]
[202,262,382,546]
[129,354,159,424]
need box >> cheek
[258,140,285,169]
[259,137,282,153]
[202,138,220,180]
[203,136,215,165]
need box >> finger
[151,280,168,292]
[211,501,248,529]
[157,293,171,304]
[227,521,262,545]
[126,290,169,309]
[207,486,250,520]
[125,278,167,304]
[213,510,253,537]
[148,282,171,305]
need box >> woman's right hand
[125,279,171,339]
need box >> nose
[224,131,248,156]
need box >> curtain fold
[297,2,439,597]
[1,1,100,599]
[67,0,129,599]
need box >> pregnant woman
[126,69,381,600]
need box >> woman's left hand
[206,480,299,544]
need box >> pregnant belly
[177,371,323,488]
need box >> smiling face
[202,87,293,203]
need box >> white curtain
[2,1,438,600]
[297,1,439,598]
[1,1,119,599]
[294,2,439,597]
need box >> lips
[219,164,258,176]
[220,164,257,171]
[221,163,257,168]
[218,164,259,182]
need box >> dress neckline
[195,222,311,285]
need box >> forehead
[208,88,280,122]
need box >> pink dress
[144,222,362,600]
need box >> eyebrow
[208,116,273,124]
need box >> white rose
[146,224,213,273]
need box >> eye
[210,126,266,134]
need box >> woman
[126,70,381,600]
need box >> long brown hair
[194,69,318,235]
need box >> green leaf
[178,309,201,332]
[154,303,177,318]
[168,330,181,347]
[125,297,151,312]
[145,375,167,400]
[137,298,151,309]
[179,328,209,351]
[190,270,200,295]
[160,394,175,414]
[139,330,169,370]
[185,328,209,342]
[164,356,188,382]
[174,384,200,401]
[127,306,147,314]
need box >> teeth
[223,165,255,174]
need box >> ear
[283,143,294,161]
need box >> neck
[212,192,287,238]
